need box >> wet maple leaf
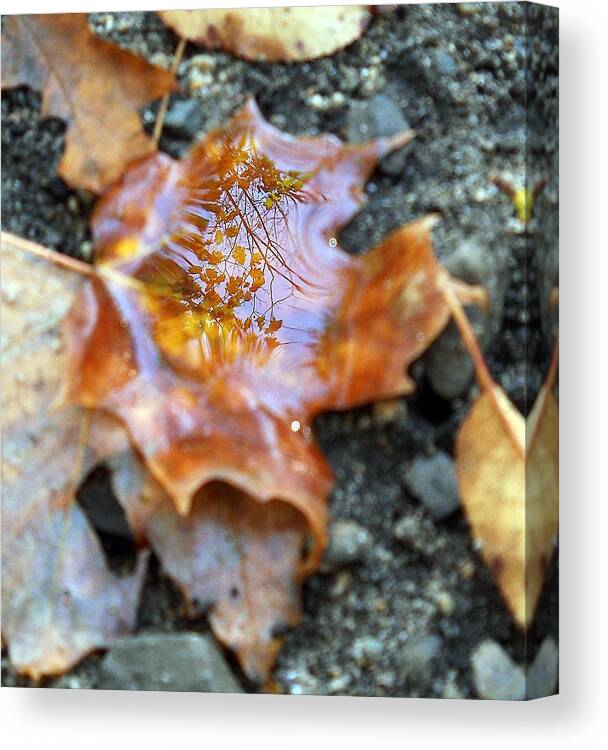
[0,234,147,678]
[47,100,468,681]
[158,6,371,62]
[1,13,176,193]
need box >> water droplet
[416,332,425,342]
[290,420,301,432]
[120,319,128,328]
[329,237,337,248]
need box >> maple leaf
[158,6,371,62]
[446,287,559,628]
[45,99,472,681]
[0,233,147,678]
[1,13,176,193]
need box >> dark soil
[1,3,558,697]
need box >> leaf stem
[2,232,95,276]
[442,282,495,393]
[151,37,187,149]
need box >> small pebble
[283,666,319,696]
[149,52,171,69]
[189,68,213,92]
[346,94,413,176]
[67,195,81,215]
[399,635,442,686]
[404,452,460,520]
[164,99,205,140]
[190,54,217,72]
[327,674,351,694]
[526,637,558,699]
[433,50,458,76]
[458,2,481,16]
[373,398,407,425]
[352,636,383,666]
[435,590,456,617]
[471,640,525,700]
[321,520,372,572]
[329,570,352,598]
[377,670,396,688]
[79,240,93,261]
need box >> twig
[151,37,187,149]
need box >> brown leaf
[456,380,558,629]
[1,14,176,193]
[105,446,306,682]
[158,6,371,62]
[0,233,147,678]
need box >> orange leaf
[0,233,147,678]
[1,14,176,193]
[158,6,371,62]
[52,101,462,680]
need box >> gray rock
[393,512,445,557]
[425,238,507,399]
[346,94,413,176]
[281,665,320,695]
[526,637,558,699]
[471,640,525,700]
[327,674,351,694]
[433,50,458,76]
[425,324,476,400]
[164,99,205,139]
[321,520,373,572]
[99,633,243,693]
[352,636,383,666]
[399,635,442,686]
[404,452,460,520]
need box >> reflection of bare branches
[134,133,321,365]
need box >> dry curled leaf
[456,357,558,629]
[159,6,371,62]
[0,233,147,678]
[48,100,464,680]
[1,14,176,193]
